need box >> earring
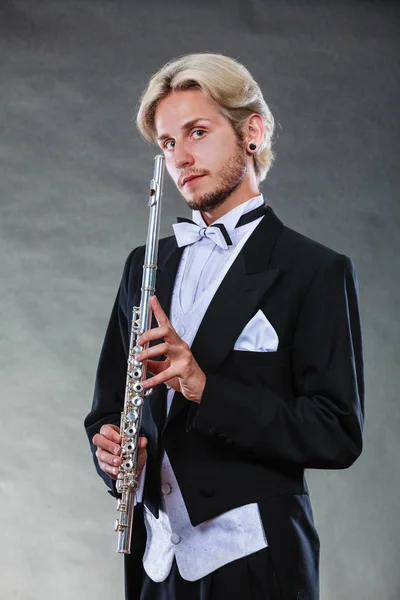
[249,143,257,151]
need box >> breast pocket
[229,347,292,390]
[232,347,290,368]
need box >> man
[85,53,364,600]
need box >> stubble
[185,136,248,212]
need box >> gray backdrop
[1,0,399,598]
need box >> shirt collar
[191,194,265,236]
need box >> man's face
[154,89,248,212]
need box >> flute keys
[122,459,133,472]
[116,498,127,512]
[125,425,137,437]
[131,381,143,393]
[130,368,143,379]
[132,395,143,407]
[124,441,135,454]
[127,410,139,422]
[130,480,139,492]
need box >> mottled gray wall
[1,0,399,598]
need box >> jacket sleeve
[84,249,136,493]
[187,254,365,470]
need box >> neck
[200,178,260,226]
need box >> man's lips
[182,175,205,186]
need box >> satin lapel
[154,237,183,320]
[166,207,284,426]
[147,237,183,434]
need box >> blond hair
[136,53,275,184]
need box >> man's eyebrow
[157,118,212,143]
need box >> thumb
[139,436,148,449]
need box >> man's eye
[163,130,205,151]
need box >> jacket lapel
[146,237,183,434]
[166,206,284,425]
[154,237,183,321]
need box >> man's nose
[173,143,194,170]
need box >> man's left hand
[137,295,205,403]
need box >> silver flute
[114,154,166,554]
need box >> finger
[142,340,186,361]
[98,460,119,479]
[97,438,147,462]
[99,439,148,478]
[96,448,122,467]
[139,343,169,362]
[150,295,169,327]
[137,325,172,347]
[99,424,121,444]
[142,365,177,389]
[146,361,180,391]
[99,423,120,438]
[109,424,120,434]
[139,436,148,449]
[93,433,121,455]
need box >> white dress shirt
[139,194,278,582]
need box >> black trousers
[139,547,283,600]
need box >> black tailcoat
[85,207,365,600]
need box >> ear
[245,113,264,151]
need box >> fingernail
[113,446,119,454]
[113,457,119,465]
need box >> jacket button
[200,486,214,498]
[217,433,226,440]
[208,428,216,436]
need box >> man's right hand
[93,424,148,481]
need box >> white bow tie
[172,219,233,250]
[172,203,270,251]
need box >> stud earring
[249,143,257,151]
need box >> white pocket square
[233,309,279,352]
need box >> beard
[184,135,248,213]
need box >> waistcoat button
[171,533,181,544]
[161,483,171,495]
[177,325,186,337]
